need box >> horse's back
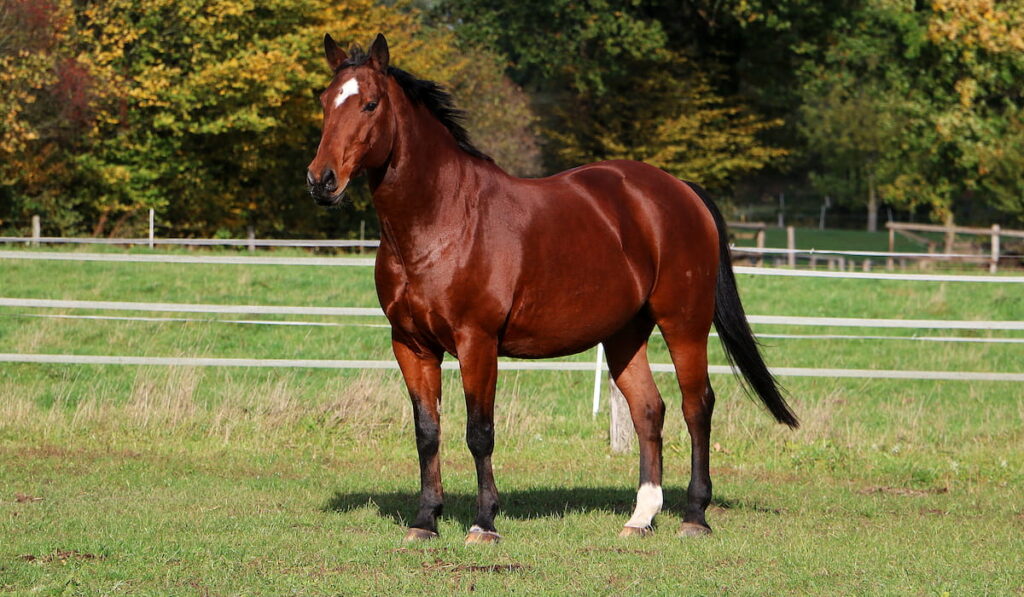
[494,160,720,357]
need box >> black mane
[339,47,492,162]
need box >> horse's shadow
[323,487,777,529]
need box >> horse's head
[307,33,395,206]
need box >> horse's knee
[411,398,440,455]
[466,419,494,458]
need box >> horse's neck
[370,93,497,267]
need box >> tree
[0,0,86,233]
[0,0,541,236]
[434,0,786,193]
[798,0,1024,226]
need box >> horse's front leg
[455,332,501,544]
[393,338,445,541]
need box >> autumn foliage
[2,0,1024,236]
[0,0,539,236]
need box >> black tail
[687,181,799,428]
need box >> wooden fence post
[756,228,765,268]
[31,215,40,246]
[247,226,255,252]
[609,378,634,453]
[990,224,1000,274]
[786,226,796,267]
[887,225,895,271]
[148,209,155,249]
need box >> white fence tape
[2,353,1021,382]
[3,250,1023,282]
[744,314,1024,331]
[0,250,375,267]
[730,246,988,259]
[5,313,1022,343]
[0,297,383,317]
[0,235,1006,259]
[730,265,1024,283]
[7,313,392,328]
[0,237,380,248]
[3,297,1021,330]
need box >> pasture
[1,248,1022,595]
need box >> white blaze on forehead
[624,483,663,529]
[333,77,360,108]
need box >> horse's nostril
[322,168,337,191]
[306,169,317,187]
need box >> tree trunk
[92,212,109,237]
[943,211,955,254]
[108,211,134,238]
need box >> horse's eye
[363,100,379,112]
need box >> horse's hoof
[677,522,712,537]
[464,526,502,545]
[618,525,653,538]
[403,527,439,542]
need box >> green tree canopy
[799,0,1024,225]
[434,0,787,194]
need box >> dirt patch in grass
[13,493,43,503]
[19,550,104,563]
[857,486,949,497]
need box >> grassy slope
[1,249,1022,595]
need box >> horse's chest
[376,264,460,351]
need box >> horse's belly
[498,279,645,359]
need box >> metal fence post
[591,344,604,418]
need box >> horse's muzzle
[309,186,347,207]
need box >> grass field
[1,248,1022,595]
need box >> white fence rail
[3,242,1021,415]
[0,236,380,248]
[5,313,1022,344]
[3,250,1023,283]
[3,297,1024,330]
[2,354,1022,383]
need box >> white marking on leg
[333,78,359,108]
[624,482,663,528]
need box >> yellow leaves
[928,0,1024,53]
[954,77,977,108]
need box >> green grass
[1,249,1022,595]
[730,226,924,252]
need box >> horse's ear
[369,33,389,72]
[324,33,347,71]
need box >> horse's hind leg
[659,326,716,536]
[602,315,666,537]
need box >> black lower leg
[466,412,499,532]
[410,397,443,532]
[683,381,715,527]
[636,399,665,488]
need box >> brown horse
[307,33,798,544]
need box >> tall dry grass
[0,367,413,443]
